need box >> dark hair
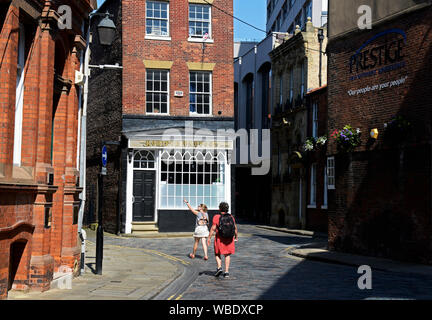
[219,202,229,213]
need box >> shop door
[132,170,156,221]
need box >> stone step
[131,222,159,233]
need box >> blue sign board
[102,145,107,167]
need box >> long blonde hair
[199,204,208,213]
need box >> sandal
[189,253,195,259]
[203,256,208,261]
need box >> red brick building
[327,1,432,263]
[86,0,234,235]
[0,0,95,299]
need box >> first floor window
[312,101,318,138]
[146,1,169,36]
[309,163,317,206]
[189,71,211,115]
[159,150,226,209]
[146,69,169,114]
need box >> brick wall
[0,0,94,299]
[86,0,123,234]
[327,5,432,263]
[122,0,234,117]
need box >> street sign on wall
[102,145,107,167]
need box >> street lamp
[97,12,116,46]
[77,9,122,276]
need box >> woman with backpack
[207,202,238,278]
[184,199,210,260]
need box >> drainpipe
[77,19,91,265]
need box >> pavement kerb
[83,228,253,239]
[285,247,432,277]
[84,240,192,300]
[255,225,328,239]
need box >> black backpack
[218,214,235,238]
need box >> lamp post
[77,9,121,276]
[317,28,324,87]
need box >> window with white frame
[13,24,25,166]
[189,71,211,115]
[327,157,335,189]
[309,163,317,206]
[146,69,169,114]
[159,150,226,209]
[133,150,155,169]
[189,4,211,38]
[312,101,318,138]
[146,1,169,36]
[323,164,328,208]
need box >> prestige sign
[349,29,407,81]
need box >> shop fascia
[128,121,271,176]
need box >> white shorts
[193,225,209,238]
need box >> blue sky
[96,0,266,42]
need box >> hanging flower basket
[303,136,327,152]
[331,125,361,153]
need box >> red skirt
[214,235,235,255]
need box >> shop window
[159,150,226,209]
[146,1,169,36]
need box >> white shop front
[124,131,234,233]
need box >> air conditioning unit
[75,70,85,86]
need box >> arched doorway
[8,240,27,291]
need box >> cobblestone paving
[94,223,432,300]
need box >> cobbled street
[89,223,432,300]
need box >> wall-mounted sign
[349,29,407,81]
[174,91,184,97]
[130,139,234,150]
[347,75,408,96]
